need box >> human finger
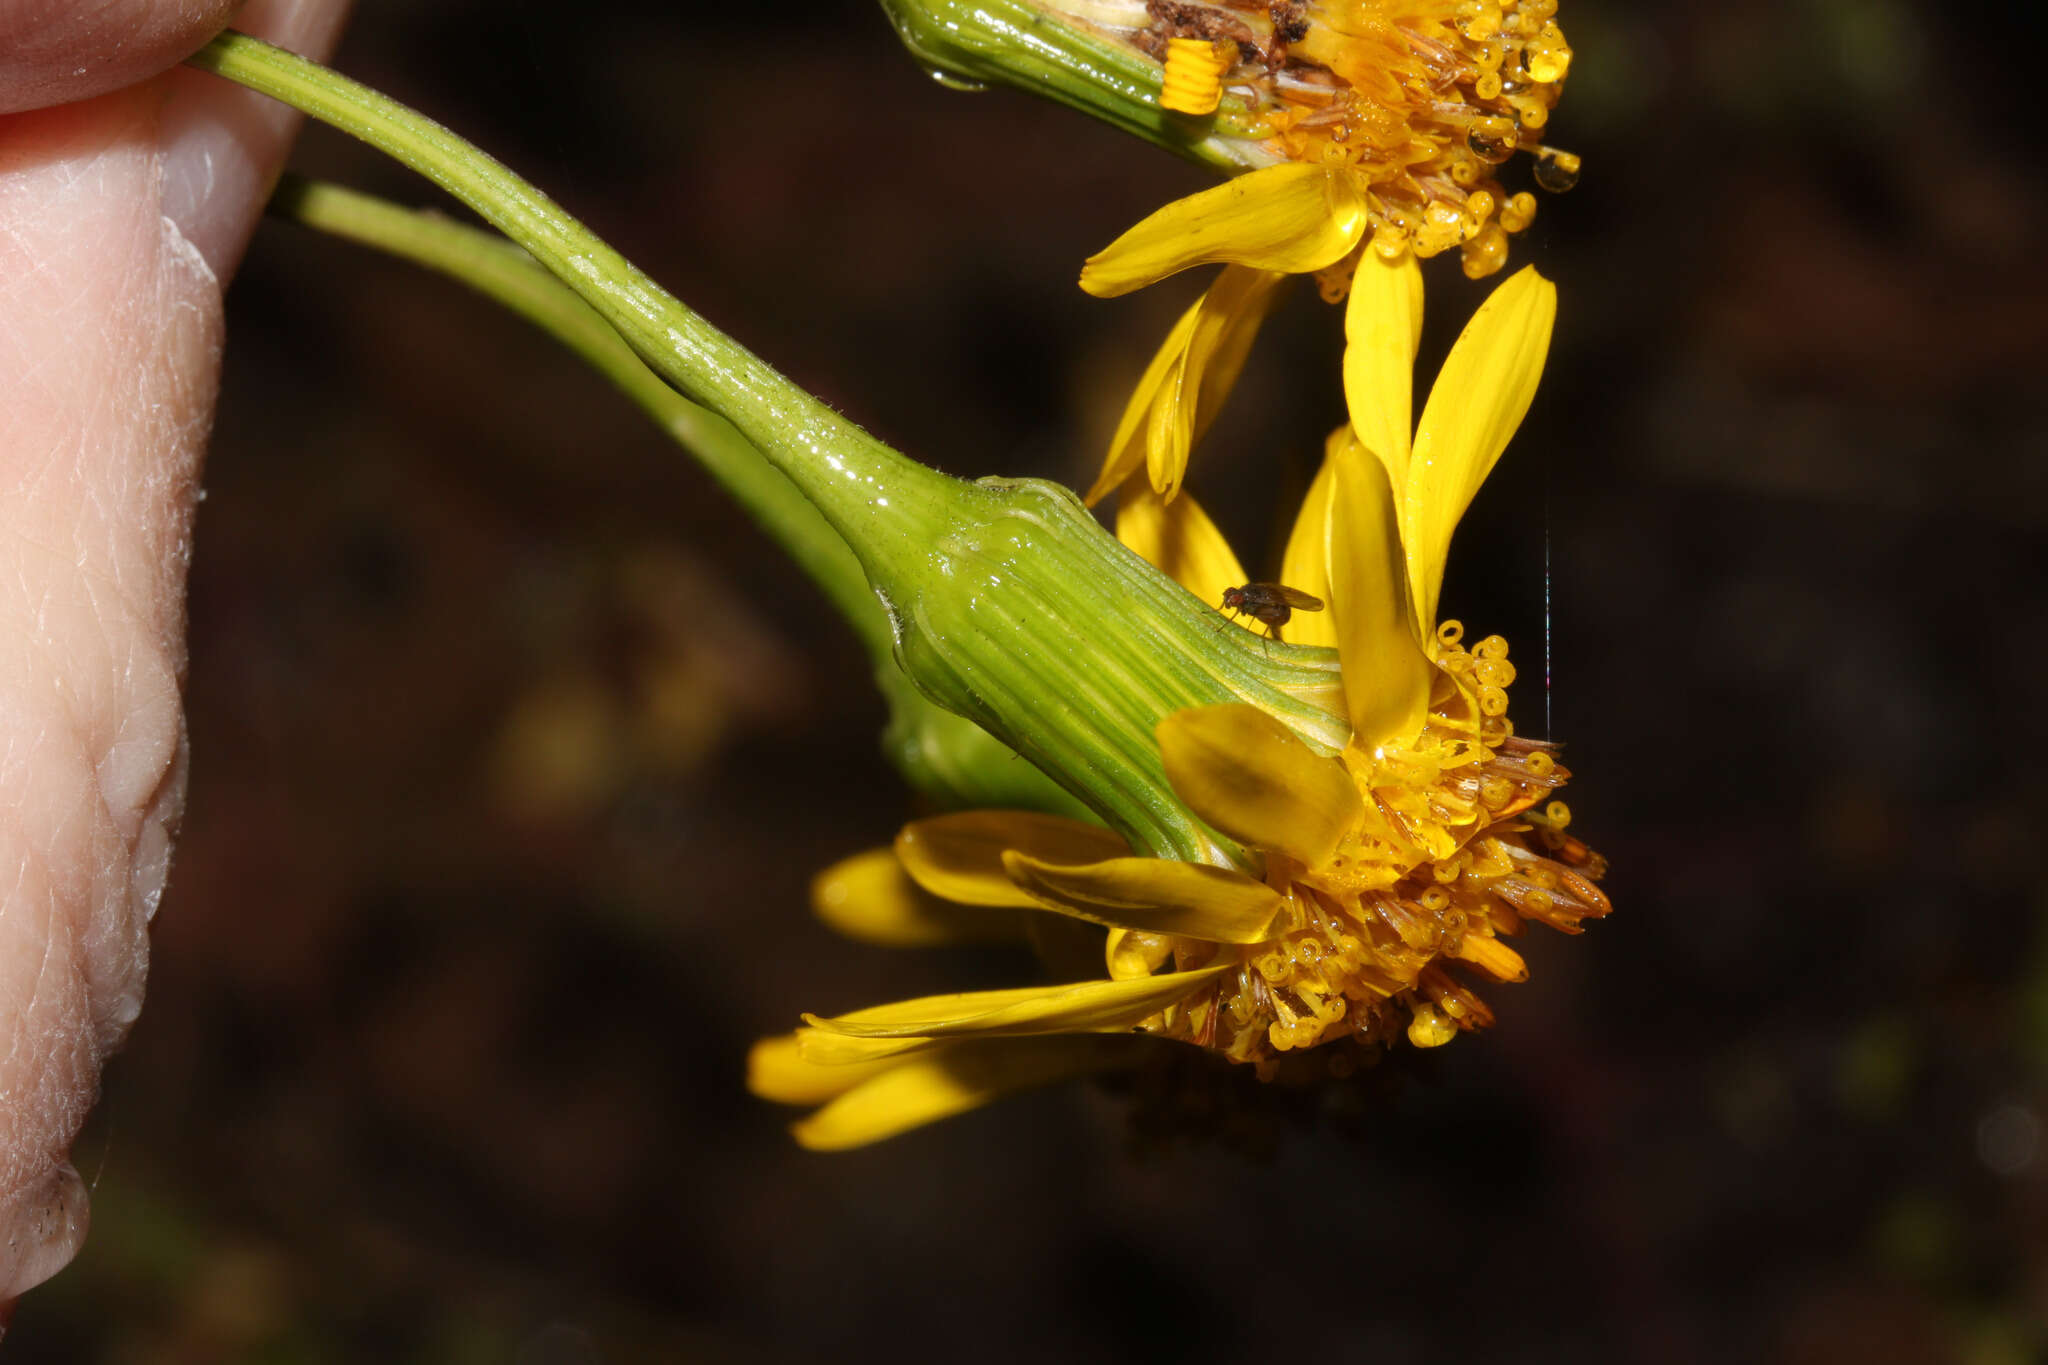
[0,0,242,115]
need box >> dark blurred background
[16,0,2048,1359]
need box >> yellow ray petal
[815,982,1091,1030]
[1085,300,1202,506]
[1142,335,1204,507]
[1079,164,1368,298]
[803,964,1231,1040]
[811,847,1028,947]
[790,1037,1131,1151]
[1275,434,1344,649]
[1145,266,1284,500]
[895,811,1130,908]
[795,1030,941,1066]
[1403,265,1556,635]
[1115,482,1248,607]
[1326,431,1433,751]
[747,1033,910,1106]
[1156,704,1363,867]
[1000,850,1283,943]
[1089,268,1285,506]
[792,981,1067,1069]
[1343,248,1425,489]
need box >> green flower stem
[874,0,1274,172]
[188,32,955,570]
[190,31,1346,863]
[269,174,1091,820]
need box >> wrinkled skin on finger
[0,2,242,116]
[0,0,351,1316]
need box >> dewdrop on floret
[1533,147,1582,193]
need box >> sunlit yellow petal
[1343,248,1424,489]
[793,980,1068,1068]
[1079,164,1368,298]
[1144,351,1194,501]
[803,964,1231,1040]
[747,1033,907,1105]
[790,1037,1129,1151]
[1156,704,1363,867]
[1326,431,1433,750]
[1403,266,1556,635]
[1085,302,1201,506]
[1275,436,1343,649]
[999,850,1283,943]
[1115,482,1247,607]
[1146,265,1285,499]
[895,811,1130,908]
[811,847,1027,947]
[812,981,1091,1031]
[795,1030,940,1066]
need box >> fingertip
[0,1162,91,1302]
[0,1,243,116]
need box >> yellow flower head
[1073,0,1578,292]
[752,266,1611,1148]
[1066,0,1579,508]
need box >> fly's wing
[1261,583,1325,612]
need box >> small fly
[1219,582,1324,641]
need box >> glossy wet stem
[873,0,1272,171]
[188,34,960,559]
